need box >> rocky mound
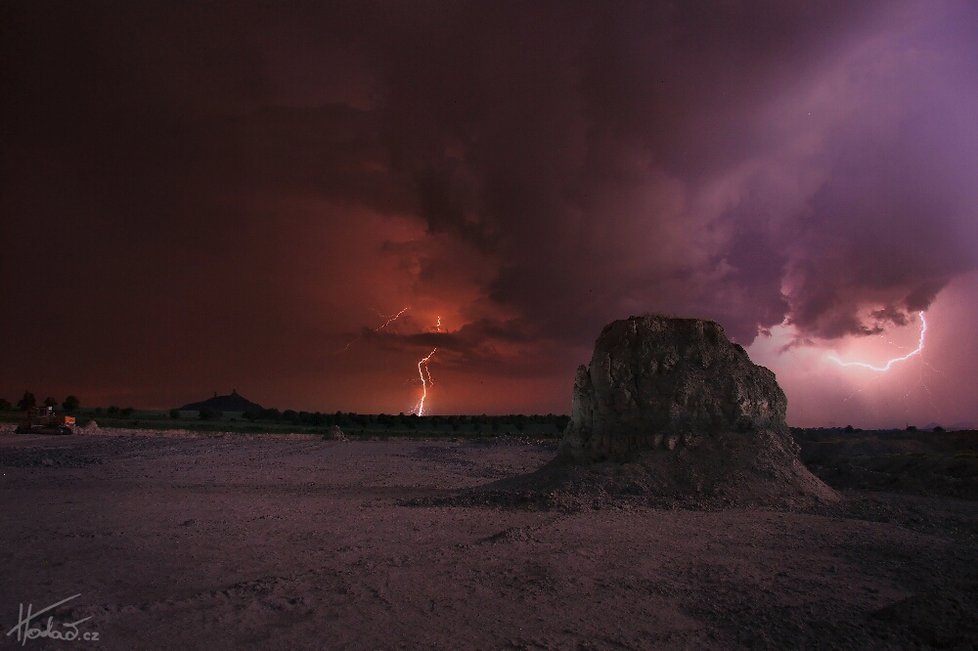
[435,315,837,509]
[544,314,837,505]
[561,315,787,461]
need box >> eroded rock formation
[557,314,836,504]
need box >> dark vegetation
[0,395,569,438]
[1,392,975,499]
[793,427,978,500]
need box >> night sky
[2,1,977,427]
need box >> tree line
[1,393,570,432]
[0,391,80,412]
[244,410,569,431]
[191,408,570,432]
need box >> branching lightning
[413,315,443,416]
[340,307,444,415]
[338,306,410,353]
[828,311,927,372]
[377,306,411,331]
[414,347,438,416]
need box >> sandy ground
[1,428,977,650]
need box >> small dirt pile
[322,425,347,441]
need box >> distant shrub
[17,392,37,411]
[198,407,223,420]
[933,425,945,433]
[62,395,80,412]
[906,424,918,431]
[169,408,181,419]
[120,407,134,417]
[0,398,11,411]
[283,409,301,425]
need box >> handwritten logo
[5,593,100,645]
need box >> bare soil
[1,427,976,650]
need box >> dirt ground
[1,428,977,650]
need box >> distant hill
[925,421,978,431]
[178,390,263,413]
[950,421,978,431]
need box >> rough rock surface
[555,314,837,505]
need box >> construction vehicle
[16,405,76,435]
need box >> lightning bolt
[413,316,443,416]
[377,306,411,331]
[338,306,410,353]
[828,311,927,372]
[415,347,438,416]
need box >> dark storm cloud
[359,0,978,344]
[2,0,977,412]
[361,316,546,378]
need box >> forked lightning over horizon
[414,316,442,416]
[827,311,927,372]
